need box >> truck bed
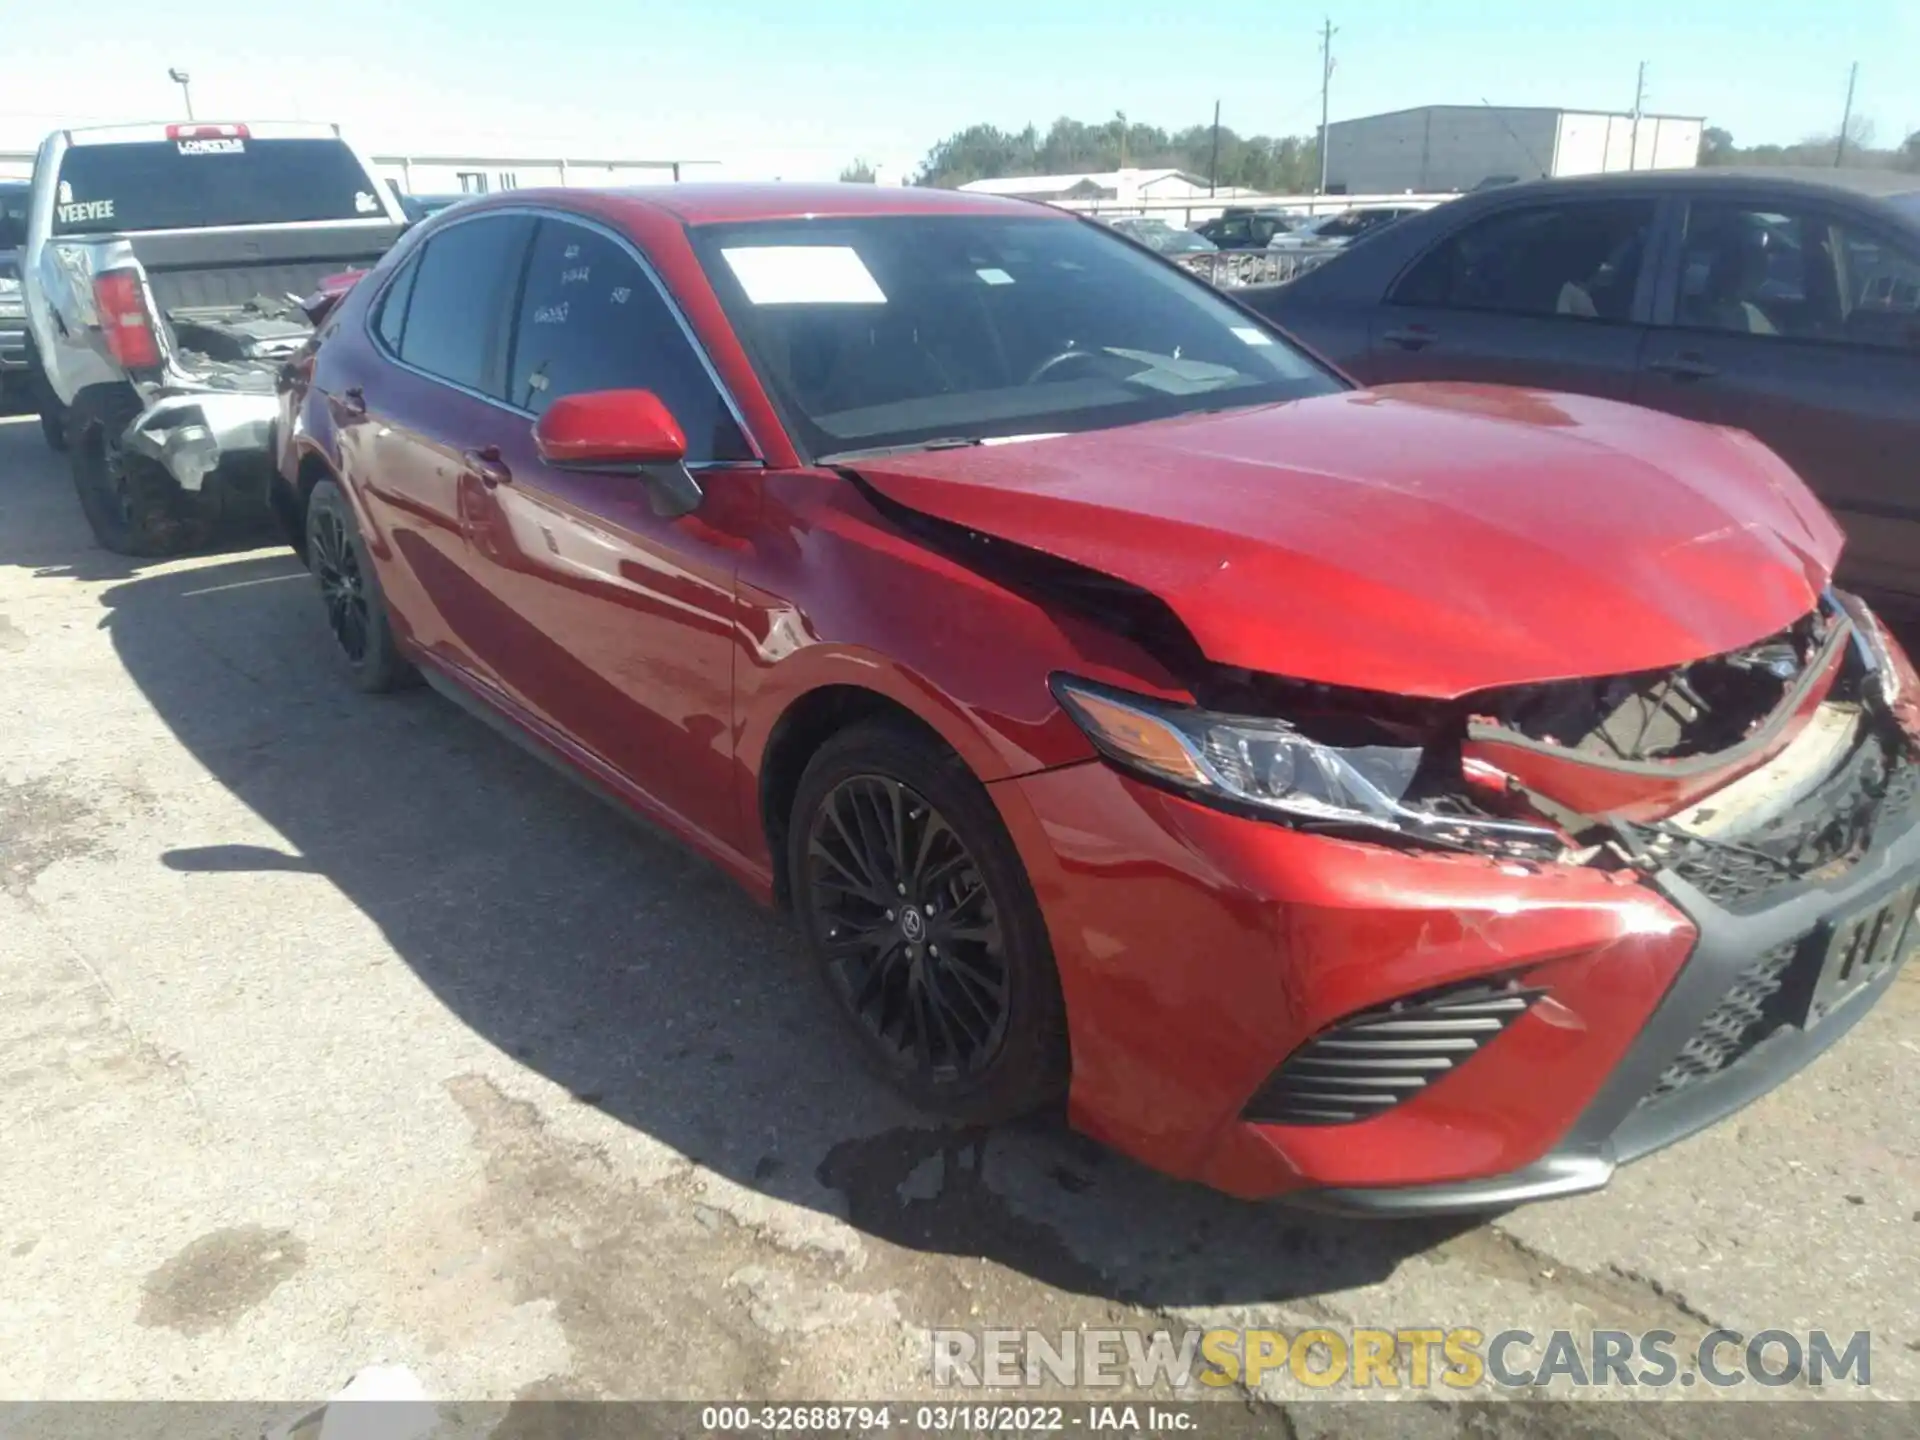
[129,221,403,316]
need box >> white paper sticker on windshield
[177,137,245,155]
[976,268,1015,286]
[721,246,886,305]
[1230,326,1274,346]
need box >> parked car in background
[0,181,29,405]
[1104,215,1216,256]
[22,120,407,554]
[396,193,470,224]
[277,183,1917,1212]
[1236,169,1920,604]
[1195,207,1298,249]
[1267,205,1428,251]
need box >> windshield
[1151,228,1215,255]
[1889,192,1920,224]
[693,213,1340,460]
[1309,213,1367,238]
[51,138,387,236]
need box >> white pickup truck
[22,121,407,555]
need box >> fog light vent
[1242,979,1543,1126]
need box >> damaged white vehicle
[21,121,406,555]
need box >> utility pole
[1836,62,1859,165]
[1318,18,1337,194]
[1209,100,1222,196]
[1629,61,1646,171]
[168,67,194,121]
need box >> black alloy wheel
[807,774,1012,1080]
[309,501,371,665]
[789,721,1068,1122]
[303,477,416,693]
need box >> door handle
[462,445,512,488]
[1381,325,1438,350]
[1646,353,1719,380]
[338,384,367,417]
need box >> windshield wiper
[817,436,986,464]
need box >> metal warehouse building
[1324,105,1703,194]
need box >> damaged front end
[1054,589,1920,902]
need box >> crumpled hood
[850,383,1843,698]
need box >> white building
[1323,106,1703,194]
[959,168,1213,206]
[372,153,716,197]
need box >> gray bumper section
[118,391,278,492]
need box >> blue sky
[3,0,1913,179]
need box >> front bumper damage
[1307,770,1920,1214]
[118,388,278,493]
[990,594,1920,1211]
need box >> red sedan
[275,184,1920,1212]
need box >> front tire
[789,720,1069,1123]
[304,477,416,693]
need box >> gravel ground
[1,408,1915,1435]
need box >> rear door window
[50,139,388,235]
[397,215,535,395]
[505,217,750,461]
[1392,199,1657,322]
[373,253,420,353]
[1674,200,1920,352]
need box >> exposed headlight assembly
[1050,674,1561,855]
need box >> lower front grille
[1656,724,1918,910]
[1243,979,1542,1126]
[1638,938,1799,1107]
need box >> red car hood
[851,384,1844,697]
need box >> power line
[1836,61,1859,166]
[1317,17,1338,194]
[1629,61,1646,171]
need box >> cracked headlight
[1050,674,1423,829]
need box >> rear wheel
[304,477,416,693]
[788,721,1068,1122]
[68,388,207,556]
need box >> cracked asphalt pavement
[1,408,1916,1432]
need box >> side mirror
[531,389,703,517]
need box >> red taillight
[92,269,162,369]
[165,122,250,141]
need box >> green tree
[1901,131,1920,172]
[913,113,1321,191]
[838,159,877,183]
[1698,126,1736,165]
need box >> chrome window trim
[362,203,767,463]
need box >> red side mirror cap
[532,390,688,468]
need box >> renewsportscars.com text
[929,1327,1874,1391]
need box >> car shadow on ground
[7,466,1459,1313]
